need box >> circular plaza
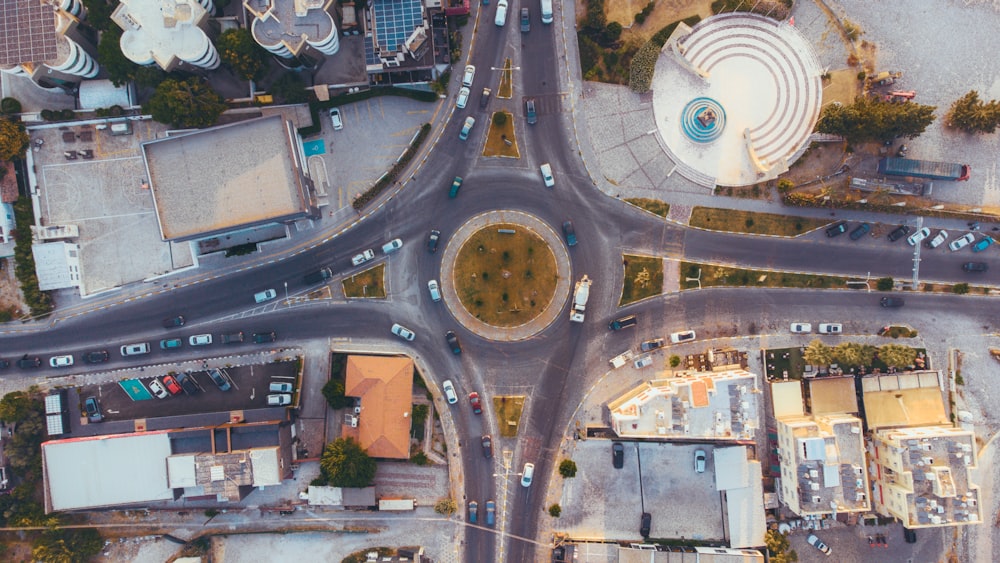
[652,13,823,187]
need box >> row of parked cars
[827,221,994,252]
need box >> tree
[1,97,22,114]
[81,0,115,31]
[669,355,681,368]
[803,339,833,368]
[217,28,271,81]
[434,497,456,515]
[628,39,659,93]
[0,119,29,161]
[145,78,227,129]
[879,344,917,369]
[946,90,1000,134]
[876,277,894,291]
[321,378,354,409]
[548,503,562,517]
[833,342,864,367]
[31,528,103,563]
[319,437,376,488]
[816,95,936,144]
[0,390,36,423]
[558,459,577,478]
[765,529,798,563]
[269,72,309,104]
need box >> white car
[817,323,842,334]
[927,229,948,248]
[254,289,277,303]
[540,163,554,187]
[391,323,416,341]
[807,534,832,555]
[670,330,696,344]
[269,382,293,393]
[456,87,470,109]
[495,0,509,26]
[459,116,476,140]
[442,379,458,404]
[521,462,534,487]
[633,356,653,369]
[790,322,812,333]
[329,107,343,130]
[189,334,213,346]
[949,233,975,251]
[906,226,931,246]
[267,394,291,406]
[352,249,375,266]
[382,238,403,254]
[148,379,169,399]
[428,280,442,302]
[50,355,74,368]
[462,65,476,87]
[694,449,706,473]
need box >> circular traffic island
[442,211,573,341]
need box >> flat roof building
[142,115,316,242]
[112,0,220,71]
[245,0,339,59]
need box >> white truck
[569,275,591,323]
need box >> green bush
[12,199,53,317]
[953,283,970,295]
[628,40,660,93]
[1,97,22,114]
[876,277,894,291]
[670,355,681,367]
[410,451,430,465]
[493,112,507,126]
[549,503,562,517]
[559,459,577,478]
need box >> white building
[245,0,339,59]
[112,0,220,71]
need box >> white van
[495,0,508,26]
[120,342,150,356]
[540,0,552,24]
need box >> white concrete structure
[245,0,339,59]
[112,0,220,71]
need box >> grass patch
[494,395,525,438]
[498,58,513,98]
[620,254,663,305]
[625,198,670,218]
[689,207,828,237]
[454,225,557,327]
[483,111,519,158]
[681,262,849,290]
[342,264,386,298]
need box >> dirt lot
[0,258,26,319]
[577,0,713,41]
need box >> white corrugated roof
[714,445,750,491]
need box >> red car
[469,392,482,414]
[161,375,183,395]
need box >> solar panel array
[0,0,58,66]
[372,0,422,56]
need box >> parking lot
[556,440,723,541]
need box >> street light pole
[283,282,288,306]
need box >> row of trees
[817,95,937,144]
[803,339,918,370]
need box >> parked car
[0,359,9,369]
[252,331,276,343]
[148,379,169,399]
[254,289,277,303]
[790,322,812,333]
[972,236,994,252]
[849,223,870,240]
[459,116,476,140]
[162,375,183,395]
[907,226,931,246]
[160,338,182,350]
[887,225,911,242]
[381,238,403,254]
[562,221,577,246]
[207,369,231,391]
[391,323,416,341]
[189,334,213,346]
[520,7,530,32]
[817,323,842,334]
[670,330,696,344]
[807,534,832,555]
[525,98,537,124]
[640,338,665,352]
[469,392,483,414]
[351,249,375,266]
[608,315,637,331]
[449,176,463,198]
[83,350,110,363]
[633,356,653,369]
[442,380,458,404]
[694,449,706,473]
[456,86,470,109]
[162,315,185,328]
[175,372,199,395]
[427,229,441,252]
[270,382,293,393]
[481,435,493,458]
[17,356,41,368]
[267,394,292,406]
[927,229,949,248]
[462,64,476,87]
[962,262,988,273]
[120,342,150,356]
[329,107,343,130]
[446,331,462,354]
[949,232,975,251]
[825,221,848,237]
[428,280,442,302]
[540,163,554,187]
[640,512,651,537]
[521,462,534,487]
[494,0,508,26]
[50,355,73,368]
[84,396,103,423]
[612,442,624,469]
[880,296,905,308]
[485,500,496,526]
[221,332,245,344]
[468,501,478,524]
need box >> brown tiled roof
[0,161,17,203]
[343,355,413,459]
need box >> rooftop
[112,0,212,70]
[245,0,336,56]
[808,377,858,415]
[862,371,948,429]
[0,0,57,66]
[342,355,413,459]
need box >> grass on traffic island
[689,207,828,237]
[454,225,557,327]
[625,198,670,218]
[498,58,513,99]
[342,264,386,298]
[620,254,663,306]
[483,112,519,158]
[494,396,525,438]
[681,262,849,290]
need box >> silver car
[427,280,442,302]
[391,323,415,341]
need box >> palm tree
[804,339,834,368]
[879,344,916,369]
